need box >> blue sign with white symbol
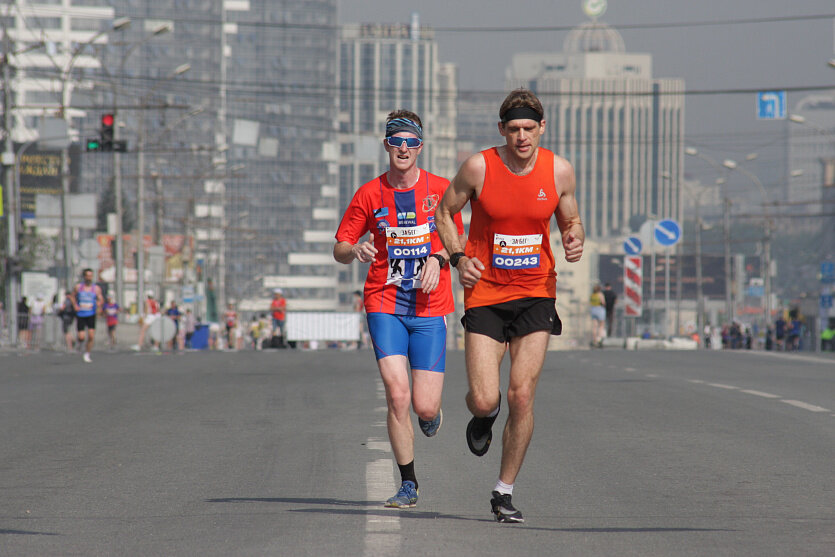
[623,236,642,255]
[756,91,786,120]
[821,294,833,309]
[821,261,835,284]
[654,219,681,247]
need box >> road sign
[623,255,643,317]
[821,294,833,310]
[654,219,681,247]
[756,91,786,120]
[623,236,642,255]
[821,261,835,284]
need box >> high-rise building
[1,1,117,144]
[4,1,341,312]
[336,13,457,306]
[788,94,835,214]
[505,16,685,240]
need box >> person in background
[17,296,30,348]
[166,300,182,351]
[183,308,196,349]
[270,289,287,342]
[58,292,76,352]
[72,268,104,363]
[589,284,606,348]
[774,314,786,351]
[27,294,46,350]
[602,282,617,338]
[224,303,238,350]
[103,294,121,350]
[135,292,160,351]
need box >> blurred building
[788,93,835,230]
[336,13,457,307]
[505,16,685,240]
[4,1,341,313]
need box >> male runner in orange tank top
[436,88,585,523]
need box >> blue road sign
[623,236,642,255]
[821,261,835,284]
[757,91,786,120]
[821,294,833,310]
[654,219,681,247]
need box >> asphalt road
[1,348,833,556]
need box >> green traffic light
[86,138,101,151]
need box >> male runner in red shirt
[335,110,464,508]
[436,89,585,523]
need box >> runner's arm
[554,157,584,263]
[333,239,377,264]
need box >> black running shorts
[461,297,562,344]
[76,315,96,332]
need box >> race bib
[492,233,542,270]
[386,224,431,289]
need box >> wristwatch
[449,252,467,268]
[429,253,447,268]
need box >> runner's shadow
[0,529,60,536]
[207,498,736,531]
[206,497,377,507]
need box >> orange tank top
[464,147,559,309]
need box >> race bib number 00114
[386,224,431,290]
[386,224,431,259]
[492,233,542,270]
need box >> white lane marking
[707,383,738,390]
[740,389,781,399]
[365,459,399,556]
[735,350,835,365]
[365,379,399,557]
[645,373,658,378]
[687,379,705,384]
[781,400,831,413]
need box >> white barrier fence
[286,312,361,342]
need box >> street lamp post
[134,62,193,304]
[722,159,772,332]
[685,147,735,324]
[103,22,170,313]
[56,18,130,291]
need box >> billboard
[96,234,194,283]
[17,143,81,219]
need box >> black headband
[501,106,543,123]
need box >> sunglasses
[386,136,422,149]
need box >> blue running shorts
[366,313,447,372]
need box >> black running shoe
[465,393,500,457]
[490,491,524,523]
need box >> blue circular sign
[654,219,681,247]
[623,236,642,255]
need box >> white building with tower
[505,0,685,240]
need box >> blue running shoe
[418,409,443,437]
[385,480,418,508]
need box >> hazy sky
[337,0,834,191]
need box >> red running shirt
[464,147,559,310]
[336,170,464,317]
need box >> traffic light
[85,137,101,151]
[100,113,115,151]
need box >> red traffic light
[101,114,115,127]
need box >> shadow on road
[206,497,736,532]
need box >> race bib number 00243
[492,233,542,269]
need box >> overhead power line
[15,6,835,33]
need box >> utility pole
[2,27,19,345]
[723,197,733,323]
